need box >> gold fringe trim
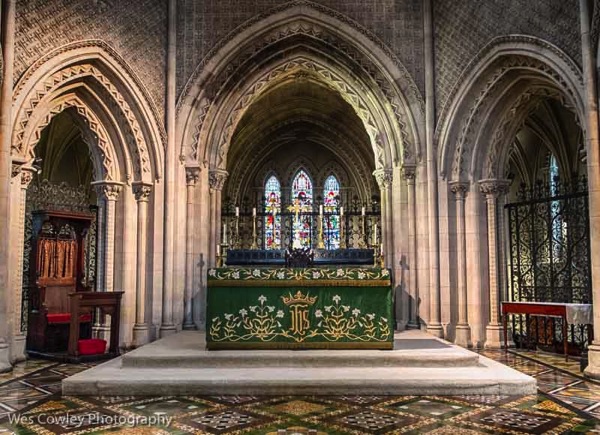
[206,341,394,350]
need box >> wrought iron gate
[505,178,591,354]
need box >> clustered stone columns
[450,181,471,347]
[92,182,122,337]
[94,182,123,292]
[579,0,600,380]
[183,165,201,330]
[132,183,152,346]
[0,0,16,372]
[479,179,510,348]
[404,166,419,329]
[208,169,227,267]
[13,169,34,336]
[373,169,393,266]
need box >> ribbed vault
[224,79,375,203]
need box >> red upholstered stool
[77,338,106,355]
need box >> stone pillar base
[406,321,420,330]
[427,323,444,338]
[11,334,26,363]
[584,344,600,380]
[395,320,408,331]
[454,325,472,348]
[159,324,177,338]
[0,341,11,373]
[484,324,505,349]
[132,325,150,347]
[183,322,197,331]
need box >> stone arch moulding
[177,1,424,173]
[436,35,585,182]
[11,40,165,183]
[20,92,120,182]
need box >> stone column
[479,179,509,348]
[160,0,178,338]
[373,169,393,266]
[579,0,600,379]
[450,181,471,347]
[0,0,16,373]
[184,165,200,330]
[132,183,152,346]
[404,167,419,329]
[209,169,227,267]
[93,182,121,339]
[424,0,443,338]
[94,183,122,293]
[11,168,34,359]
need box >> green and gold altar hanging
[206,267,393,349]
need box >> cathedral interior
[1,0,600,433]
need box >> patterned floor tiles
[0,351,598,434]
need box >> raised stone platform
[62,330,536,396]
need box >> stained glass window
[291,170,313,248]
[264,175,281,249]
[323,175,340,249]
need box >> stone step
[63,357,536,396]
[62,330,536,396]
[121,331,480,368]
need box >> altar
[206,266,393,349]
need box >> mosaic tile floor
[0,350,596,434]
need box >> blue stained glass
[291,170,313,248]
[264,175,281,249]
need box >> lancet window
[291,170,313,248]
[323,175,341,249]
[264,175,281,249]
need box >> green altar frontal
[206,267,393,350]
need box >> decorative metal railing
[506,177,591,354]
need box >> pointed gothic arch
[177,1,424,173]
[436,35,585,182]
[11,40,164,183]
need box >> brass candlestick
[234,216,240,249]
[250,214,258,249]
[339,213,346,249]
[358,215,367,248]
[317,214,325,249]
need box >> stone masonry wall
[14,0,167,118]
[176,0,424,99]
[434,0,582,119]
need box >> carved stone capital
[185,165,201,186]
[11,163,22,179]
[133,183,152,202]
[20,168,35,188]
[94,182,123,201]
[402,166,417,182]
[449,181,470,200]
[373,169,393,189]
[479,179,511,198]
[209,169,228,191]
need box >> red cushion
[46,313,70,324]
[46,313,92,324]
[78,338,106,355]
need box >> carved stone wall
[14,0,167,117]
[434,0,582,119]
[176,0,424,96]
